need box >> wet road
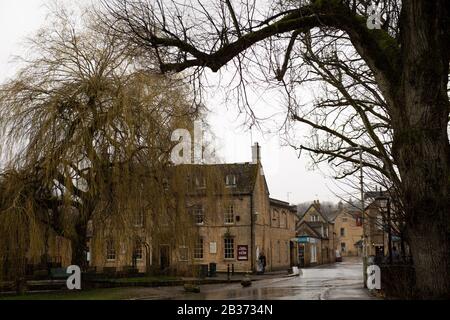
[138,258,377,300]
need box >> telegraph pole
[358,147,368,287]
[350,146,367,286]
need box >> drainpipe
[250,193,255,272]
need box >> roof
[296,221,322,238]
[175,163,264,195]
[300,203,333,223]
[269,198,297,213]
[331,208,362,222]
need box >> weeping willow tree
[0,5,227,280]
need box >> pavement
[132,257,379,300]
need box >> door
[160,245,170,271]
[298,245,305,267]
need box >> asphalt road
[137,257,378,300]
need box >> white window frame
[224,237,235,259]
[106,239,116,261]
[133,240,143,261]
[195,176,206,189]
[225,175,237,187]
[224,204,235,224]
[192,205,205,225]
[194,238,204,260]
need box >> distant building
[332,206,363,257]
[296,201,335,267]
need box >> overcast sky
[0,0,346,204]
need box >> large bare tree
[100,0,450,298]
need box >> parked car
[335,250,343,262]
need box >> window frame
[224,237,235,260]
[191,205,205,225]
[224,204,235,225]
[225,174,237,187]
[133,240,143,261]
[193,238,204,260]
[106,239,116,261]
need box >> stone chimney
[252,143,261,164]
[313,200,321,210]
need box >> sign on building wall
[298,236,319,244]
[210,242,217,254]
[237,245,249,261]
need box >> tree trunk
[393,0,450,299]
[71,222,88,270]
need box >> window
[280,212,287,228]
[179,246,189,262]
[224,237,235,259]
[106,239,116,261]
[195,176,206,189]
[356,217,363,227]
[311,215,319,222]
[194,238,204,259]
[341,242,346,253]
[191,205,205,225]
[325,227,329,238]
[133,240,143,260]
[272,209,280,227]
[342,217,348,222]
[311,245,317,263]
[340,228,345,237]
[134,212,144,227]
[225,175,237,187]
[376,215,384,230]
[224,204,235,224]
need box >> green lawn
[0,276,183,300]
[0,287,164,300]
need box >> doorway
[159,245,170,271]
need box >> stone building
[332,207,363,257]
[296,201,335,267]
[88,144,299,274]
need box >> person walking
[258,253,267,274]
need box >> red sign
[237,245,249,261]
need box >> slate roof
[175,163,263,195]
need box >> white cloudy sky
[0,0,347,204]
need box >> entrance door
[160,245,170,271]
[298,245,305,267]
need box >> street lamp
[376,193,392,264]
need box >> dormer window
[226,174,237,187]
[195,176,206,189]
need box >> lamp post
[376,193,392,264]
